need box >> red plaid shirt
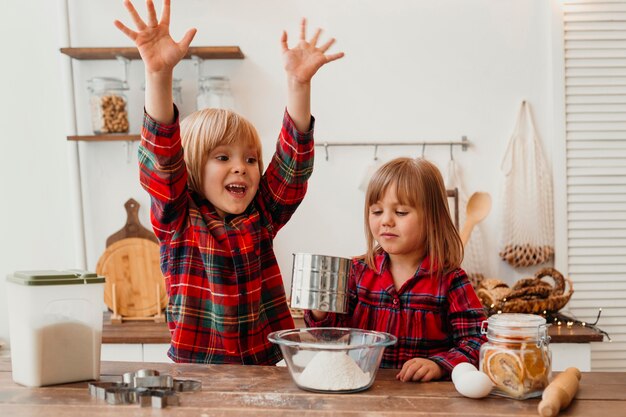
[139,107,314,365]
[304,254,487,376]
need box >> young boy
[115,0,343,364]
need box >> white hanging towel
[446,159,490,287]
[499,101,554,268]
[358,158,385,192]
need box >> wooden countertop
[1,358,625,416]
[102,312,604,344]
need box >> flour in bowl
[298,351,371,391]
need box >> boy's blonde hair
[180,108,264,194]
[363,157,463,276]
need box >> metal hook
[449,143,454,161]
[421,143,427,159]
[324,142,329,161]
[373,145,379,161]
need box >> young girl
[115,0,343,365]
[305,158,486,381]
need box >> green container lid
[7,270,105,286]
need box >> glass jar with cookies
[87,77,130,134]
[479,313,551,400]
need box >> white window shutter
[563,0,626,371]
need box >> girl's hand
[281,18,344,85]
[114,0,196,74]
[310,310,328,321]
[396,358,444,382]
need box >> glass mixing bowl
[268,327,397,393]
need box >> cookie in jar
[87,77,130,134]
[479,313,551,399]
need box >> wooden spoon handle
[459,220,476,247]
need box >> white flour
[298,351,371,391]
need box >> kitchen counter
[1,358,625,416]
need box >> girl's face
[368,186,426,261]
[202,142,261,218]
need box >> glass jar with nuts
[87,77,130,134]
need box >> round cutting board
[97,237,167,317]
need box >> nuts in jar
[87,77,130,134]
[479,313,551,400]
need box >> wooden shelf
[68,134,140,142]
[103,311,170,344]
[548,323,604,343]
[102,308,605,345]
[63,46,244,141]
[60,46,244,60]
[102,310,305,344]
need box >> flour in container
[298,351,371,391]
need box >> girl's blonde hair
[180,108,263,194]
[363,157,463,277]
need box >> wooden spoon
[459,192,492,247]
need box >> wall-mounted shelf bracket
[191,55,204,81]
[115,55,131,83]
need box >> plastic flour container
[6,270,105,387]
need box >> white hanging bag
[499,101,554,268]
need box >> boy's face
[368,187,426,262]
[202,142,261,218]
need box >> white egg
[451,362,478,385]
[453,371,493,399]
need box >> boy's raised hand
[281,19,344,84]
[114,0,196,74]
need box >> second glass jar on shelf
[141,78,183,109]
[197,76,234,110]
[87,77,129,134]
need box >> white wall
[0,1,77,343]
[0,0,556,344]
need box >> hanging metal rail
[315,136,469,160]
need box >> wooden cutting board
[106,198,157,247]
[97,199,166,318]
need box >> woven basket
[500,277,574,314]
[477,268,574,315]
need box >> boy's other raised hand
[114,0,196,74]
[281,18,344,85]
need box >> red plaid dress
[305,254,487,375]
[139,107,314,364]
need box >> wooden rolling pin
[538,367,582,417]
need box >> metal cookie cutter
[136,369,160,377]
[134,375,174,389]
[88,370,200,408]
[88,382,128,400]
[173,379,202,392]
[105,386,138,405]
[137,389,180,408]
[123,369,160,387]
